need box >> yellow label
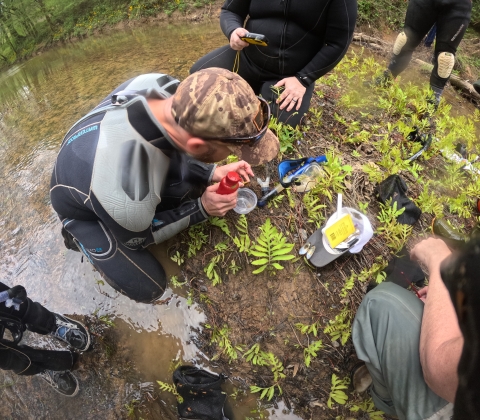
[324,214,356,248]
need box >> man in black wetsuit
[376,0,472,108]
[50,68,279,303]
[190,0,358,127]
[0,283,90,397]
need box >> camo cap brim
[171,68,279,166]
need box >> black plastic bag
[173,366,229,420]
[375,174,421,225]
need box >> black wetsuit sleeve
[184,158,216,186]
[296,0,357,87]
[220,0,252,39]
[150,198,209,244]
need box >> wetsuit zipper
[279,0,290,75]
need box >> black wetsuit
[50,74,215,303]
[388,0,472,90]
[0,282,74,376]
[191,0,357,126]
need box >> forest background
[1,0,480,69]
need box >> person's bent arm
[296,0,357,87]
[411,238,464,402]
[220,0,251,40]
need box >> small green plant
[229,258,241,274]
[327,374,349,408]
[170,275,187,288]
[209,325,243,363]
[376,200,412,252]
[233,214,251,253]
[225,154,239,164]
[324,305,352,345]
[415,182,444,217]
[157,380,183,403]
[303,340,324,368]
[124,399,139,418]
[186,290,194,306]
[268,112,302,154]
[295,320,322,337]
[210,216,231,237]
[267,194,284,208]
[99,314,115,328]
[350,397,384,419]
[250,218,295,275]
[303,193,326,227]
[310,152,353,201]
[358,201,369,214]
[204,254,222,286]
[171,251,184,266]
[340,272,355,298]
[186,225,208,257]
[247,346,286,401]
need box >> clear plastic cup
[233,188,257,214]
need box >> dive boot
[51,314,91,352]
[38,370,79,397]
[364,70,393,88]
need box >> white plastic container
[233,188,257,214]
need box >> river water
[0,21,305,419]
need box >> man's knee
[358,282,424,323]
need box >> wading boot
[51,314,91,352]
[38,370,79,397]
[473,79,480,95]
[364,70,393,88]
[351,362,372,393]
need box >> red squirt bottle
[216,172,241,195]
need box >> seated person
[374,0,472,109]
[50,68,279,303]
[352,237,461,419]
[0,282,90,397]
[190,0,357,127]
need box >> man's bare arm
[411,238,463,403]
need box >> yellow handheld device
[324,214,356,249]
[240,32,269,47]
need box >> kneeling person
[50,68,279,303]
[0,282,90,397]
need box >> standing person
[352,238,462,418]
[190,0,358,127]
[50,68,279,304]
[374,0,472,109]
[0,283,91,397]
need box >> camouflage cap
[171,68,279,166]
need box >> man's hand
[410,237,452,271]
[275,77,307,112]
[212,160,254,183]
[201,184,237,216]
[230,28,249,51]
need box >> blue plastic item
[278,155,327,187]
